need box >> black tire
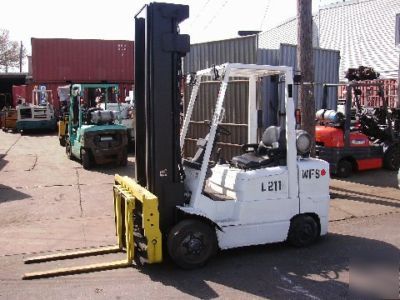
[336,159,352,178]
[167,219,217,270]
[81,148,92,170]
[59,136,66,147]
[288,215,319,247]
[119,147,128,166]
[66,140,73,160]
[383,146,400,171]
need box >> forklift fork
[22,175,162,280]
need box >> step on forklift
[23,2,330,279]
[315,82,400,177]
[65,83,128,169]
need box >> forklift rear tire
[336,160,352,178]
[81,149,92,170]
[383,147,400,171]
[66,141,73,160]
[288,215,319,247]
[167,219,217,269]
[59,137,66,147]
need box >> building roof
[258,0,400,80]
[0,73,28,79]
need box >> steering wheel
[217,124,231,136]
[203,120,231,136]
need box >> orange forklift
[315,82,400,177]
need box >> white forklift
[23,3,329,279]
[16,88,57,132]
[170,63,330,267]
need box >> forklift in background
[15,88,57,133]
[23,2,330,279]
[65,83,128,169]
[57,85,70,146]
[316,82,400,177]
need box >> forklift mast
[134,3,190,231]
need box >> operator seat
[231,126,286,169]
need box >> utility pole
[297,0,315,154]
[19,41,23,73]
[396,14,400,108]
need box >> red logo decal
[321,169,326,176]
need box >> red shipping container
[338,79,398,108]
[31,38,134,83]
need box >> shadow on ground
[331,186,400,208]
[333,169,398,188]
[86,156,136,177]
[0,184,31,203]
[140,233,399,299]
[19,131,58,137]
[0,156,8,171]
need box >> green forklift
[66,84,128,169]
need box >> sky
[1,0,338,71]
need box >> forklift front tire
[119,147,128,166]
[59,137,66,147]
[336,159,352,178]
[81,149,92,170]
[167,219,217,270]
[288,215,319,247]
[383,147,400,171]
[66,141,73,160]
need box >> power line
[202,0,229,31]
[189,0,212,29]
[259,0,271,30]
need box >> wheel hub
[300,223,313,241]
[183,234,204,255]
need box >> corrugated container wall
[184,36,258,159]
[31,38,134,83]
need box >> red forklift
[315,82,400,177]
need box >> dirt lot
[0,131,399,299]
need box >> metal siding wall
[183,36,257,159]
[256,49,280,126]
[257,44,340,126]
[184,36,257,73]
[313,46,340,109]
[279,44,340,110]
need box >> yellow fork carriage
[23,175,162,280]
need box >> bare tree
[0,29,26,72]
